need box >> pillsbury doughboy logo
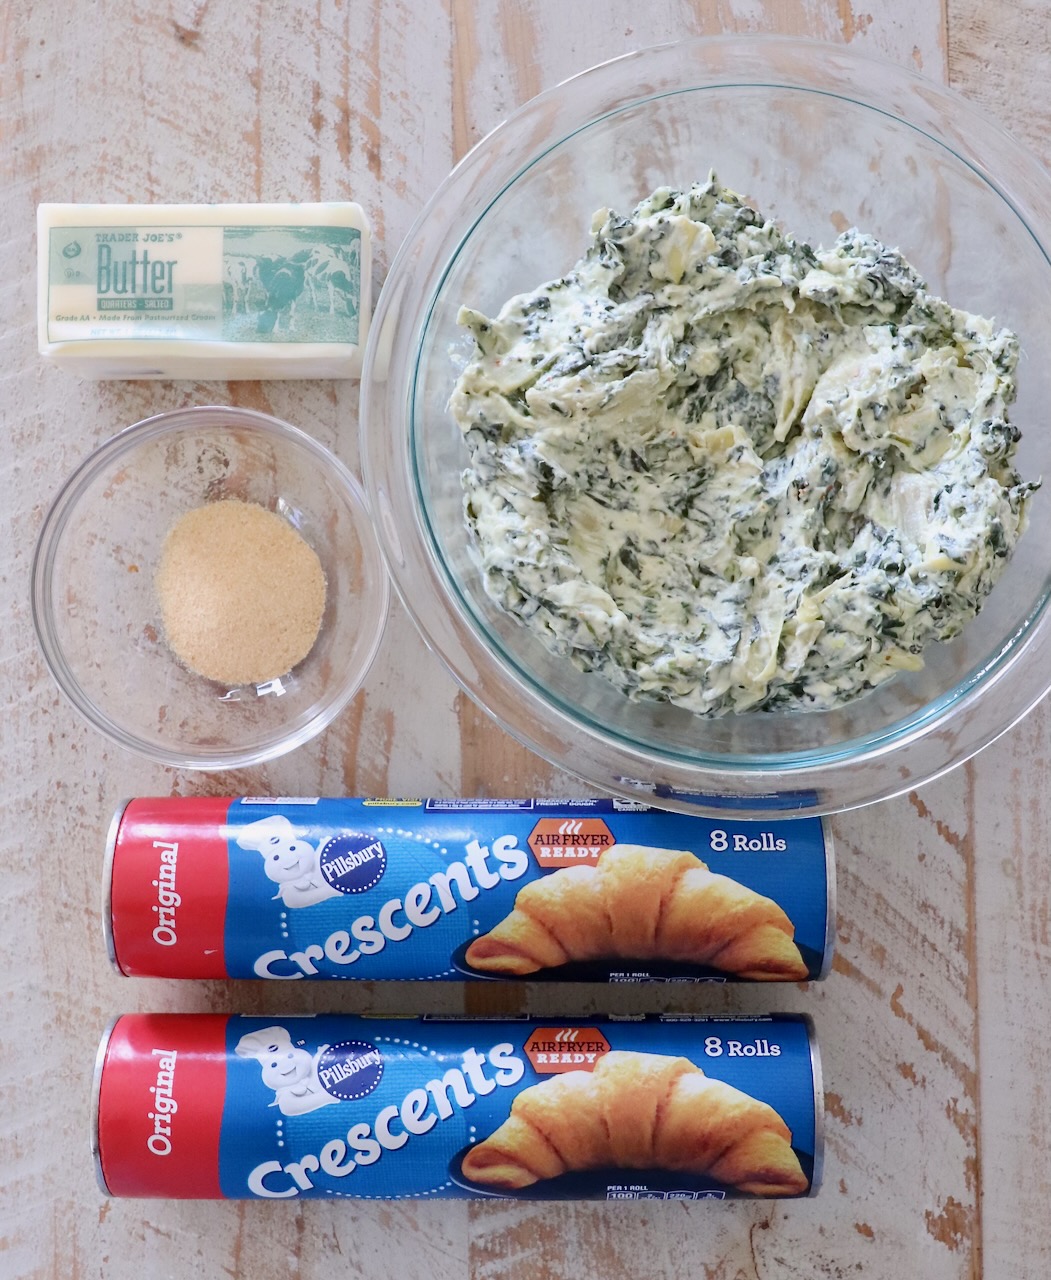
[233,814,387,905]
[235,1025,338,1116]
[316,1040,385,1101]
[235,815,341,908]
[234,1027,382,1114]
[318,833,387,894]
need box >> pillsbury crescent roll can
[91,1013,823,1200]
[104,797,835,983]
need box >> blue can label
[108,798,834,983]
[94,1013,821,1200]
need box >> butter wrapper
[38,202,370,379]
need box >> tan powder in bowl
[155,499,327,685]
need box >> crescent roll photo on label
[460,1049,810,1197]
[93,1013,822,1200]
[464,843,810,980]
[105,797,833,983]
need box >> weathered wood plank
[948,7,1051,1274]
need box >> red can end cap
[108,797,233,979]
[95,1014,229,1198]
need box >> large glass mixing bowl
[361,36,1051,817]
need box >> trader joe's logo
[524,1027,611,1075]
[527,817,615,868]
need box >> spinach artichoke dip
[450,178,1038,715]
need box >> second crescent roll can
[92,1013,823,1200]
[104,797,835,983]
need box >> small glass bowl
[32,405,389,769]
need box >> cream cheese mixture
[450,177,1038,715]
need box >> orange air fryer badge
[527,817,615,868]
[524,1027,612,1074]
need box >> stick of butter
[37,203,371,380]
